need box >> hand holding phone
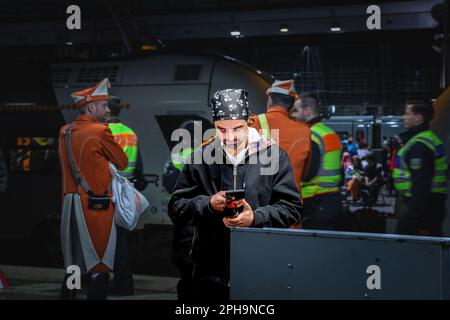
[224,189,245,216]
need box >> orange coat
[58,115,128,272]
[250,107,311,193]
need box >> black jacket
[0,146,7,192]
[168,135,302,282]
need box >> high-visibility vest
[300,122,342,198]
[393,130,448,197]
[172,147,194,172]
[171,136,216,171]
[258,114,272,139]
[108,122,138,178]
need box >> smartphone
[224,189,245,216]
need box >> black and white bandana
[210,89,250,121]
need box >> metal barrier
[230,228,450,299]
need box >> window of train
[174,64,202,81]
[10,136,59,172]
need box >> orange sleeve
[292,137,311,184]
[101,126,128,170]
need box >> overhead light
[256,70,262,75]
[390,125,400,128]
[280,24,289,33]
[357,124,365,128]
[330,21,342,32]
[230,26,241,37]
[65,41,73,46]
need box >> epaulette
[201,135,216,147]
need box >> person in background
[342,151,352,172]
[346,135,358,158]
[106,96,147,296]
[291,92,342,230]
[393,100,448,236]
[345,156,364,203]
[58,78,128,300]
[250,80,311,202]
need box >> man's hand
[209,191,227,213]
[223,199,254,228]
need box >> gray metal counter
[230,228,450,299]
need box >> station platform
[0,265,178,300]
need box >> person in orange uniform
[250,80,311,201]
[58,78,128,300]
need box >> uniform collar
[75,114,97,123]
[108,118,121,124]
[267,106,289,116]
[307,116,322,126]
[400,122,430,144]
[74,114,108,125]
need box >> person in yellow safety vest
[393,100,448,236]
[290,92,343,230]
[163,119,214,301]
[106,96,146,296]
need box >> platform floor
[0,265,178,300]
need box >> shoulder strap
[258,113,271,139]
[63,125,92,194]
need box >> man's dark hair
[108,96,122,116]
[406,99,434,123]
[299,91,320,101]
[299,92,320,116]
[270,93,295,109]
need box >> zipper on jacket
[233,165,237,190]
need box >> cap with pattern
[210,89,250,121]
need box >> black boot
[87,273,110,300]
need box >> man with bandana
[168,89,302,301]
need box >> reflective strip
[119,172,134,178]
[416,136,435,147]
[317,169,341,177]
[432,181,447,188]
[317,182,339,188]
[393,177,410,183]
[258,114,271,139]
[311,131,324,151]
[127,162,136,167]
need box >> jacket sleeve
[0,146,7,192]
[405,141,434,231]
[291,133,311,185]
[252,148,302,228]
[168,163,216,226]
[303,140,321,181]
[101,126,128,170]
